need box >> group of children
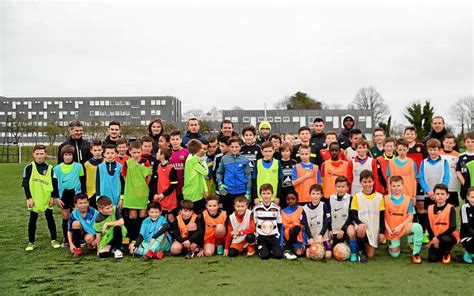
[22,123,474,264]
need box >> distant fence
[0,144,59,163]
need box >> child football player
[279,142,297,208]
[141,136,156,166]
[347,139,378,195]
[292,145,321,204]
[153,147,178,224]
[96,145,124,207]
[384,176,423,264]
[321,142,349,199]
[83,139,103,209]
[183,139,209,214]
[302,185,332,259]
[224,196,256,257]
[54,144,85,247]
[240,125,262,168]
[252,141,282,206]
[205,136,219,194]
[170,129,189,206]
[457,132,474,203]
[426,184,459,263]
[329,176,358,262]
[280,191,304,260]
[115,138,130,177]
[94,196,126,259]
[369,128,386,158]
[350,170,385,262]
[23,144,61,251]
[253,184,284,260]
[440,133,460,207]
[159,133,171,149]
[129,202,171,261]
[120,141,152,242]
[345,129,363,161]
[171,200,203,259]
[375,137,396,195]
[320,131,347,162]
[67,194,98,257]
[460,187,474,263]
[197,195,227,256]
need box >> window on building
[267,117,273,122]
[274,117,282,122]
[231,117,238,123]
[95,100,99,106]
[141,110,146,116]
[283,116,290,122]
[99,101,104,106]
[95,111,100,116]
[161,100,166,105]
[90,111,95,116]
[105,101,110,106]
[156,100,161,106]
[292,116,300,122]
[141,100,146,106]
[151,100,155,106]
[125,101,130,106]
[243,117,250,122]
[358,116,366,122]
[90,101,95,106]
[257,117,264,122]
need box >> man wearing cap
[256,121,272,146]
[338,115,355,150]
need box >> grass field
[0,163,472,295]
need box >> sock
[128,219,137,241]
[388,239,401,257]
[411,223,423,255]
[62,219,69,243]
[418,213,427,233]
[357,239,366,254]
[407,235,413,244]
[349,240,358,254]
[72,229,82,247]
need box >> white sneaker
[284,250,297,260]
[114,249,123,259]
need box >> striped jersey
[253,202,282,237]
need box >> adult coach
[311,117,326,149]
[216,119,239,138]
[338,115,355,150]
[423,116,459,151]
[147,117,163,154]
[58,121,92,164]
[181,117,207,147]
[102,121,122,147]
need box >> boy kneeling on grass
[129,202,171,261]
[170,200,203,259]
[67,193,98,258]
[94,196,126,259]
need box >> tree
[200,121,214,136]
[275,92,323,110]
[378,116,392,137]
[449,96,473,135]
[88,120,105,139]
[43,121,63,146]
[352,86,389,126]
[7,116,28,144]
[404,100,434,141]
[232,106,244,110]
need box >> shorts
[162,208,179,217]
[204,235,218,245]
[60,189,75,210]
[323,240,332,251]
[447,191,459,207]
[415,183,425,201]
[230,241,248,252]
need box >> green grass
[0,163,472,295]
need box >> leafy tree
[275,92,322,110]
[378,116,392,137]
[352,86,389,126]
[404,100,434,141]
[43,122,63,146]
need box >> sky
[1,0,472,127]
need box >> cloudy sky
[1,0,472,126]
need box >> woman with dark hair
[148,118,164,154]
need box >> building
[0,96,181,143]
[222,109,374,137]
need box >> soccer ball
[308,243,325,261]
[333,243,351,261]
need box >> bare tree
[43,121,63,146]
[7,116,28,144]
[449,96,473,134]
[352,86,389,125]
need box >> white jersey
[351,158,373,194]
[253,202,281,237]
[345,147,358,161]
[441,154,459,192]
[303,202,329,240]
[229,209,252,244]
[355,192,383,248]
[329,193,352,232]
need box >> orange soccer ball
[333,243,351,261]
[308,243,325,261]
